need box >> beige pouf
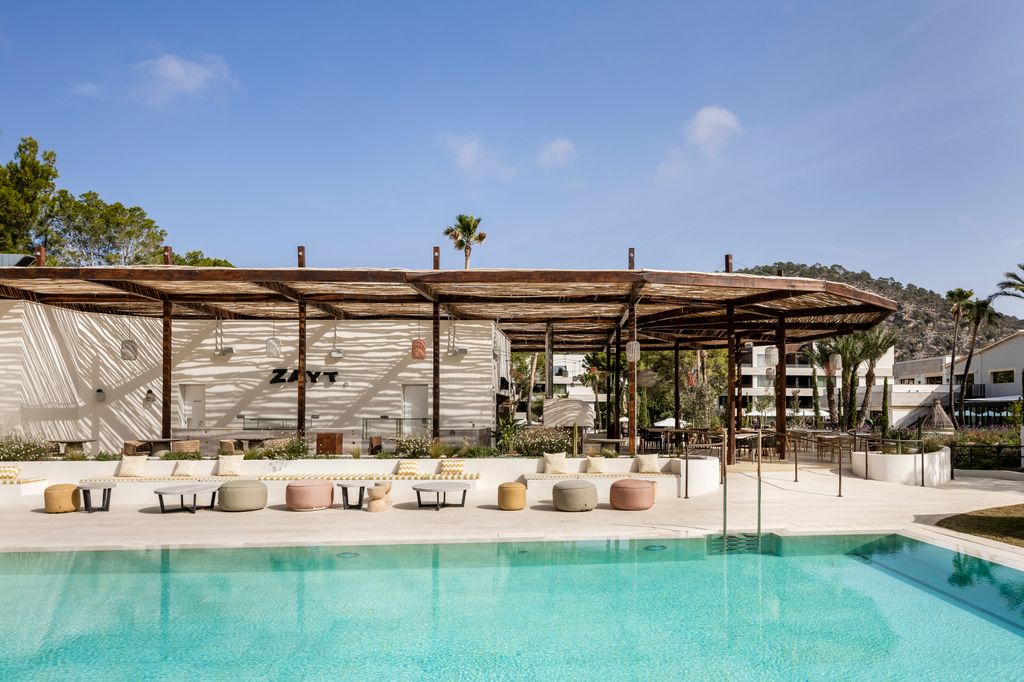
[219,479,268,512]
[552,480,597,512]
[44,484,80,513]
[498,482,526,511]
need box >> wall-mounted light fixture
[144,388,156,404]
[95,388,106,403]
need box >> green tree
[945,287,974,428]
[823,335,864,430]
[957,298,1001,423]
[855,325,898,429]
[579,355,606,430]
[995,263,1024,301]
[170,250,234,267]
[47,190,166,265]
[0,137,59,253]
[442,214,487,269]
[802,343,829,428]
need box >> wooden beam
[0,282,129,316]
[251,280,348,319]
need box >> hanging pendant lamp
[120,317,138,361]
[265,308,282,359]
[328,321,345,359]
[411,321,426,360]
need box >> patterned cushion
[543,452,568,474]
[118,455,148,477]
[0,465,21,479]
[636,454,661,473]
[397,460,419,476]
[439,459,464,475]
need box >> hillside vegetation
[740,262,1022,361]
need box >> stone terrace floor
[2,463,1023,570]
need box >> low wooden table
[412,482,469,511]
[154,484,221,514]
[335,483,366,510]
[78,481,115,512]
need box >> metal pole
[161,246,173,439]
[684,446,690,499]
[757,429,762,536]
[838,443,843,497]
[674,340,681,450]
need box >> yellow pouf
[44,484,81,513]
[498,482,526,511]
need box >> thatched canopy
[0,266,896,351]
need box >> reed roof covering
[0,266,896,351]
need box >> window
[955,373,974,385]
[991,370,1015,384]
[925,375,943,385]
[899,378,916,385]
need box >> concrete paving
[3,463,1023,569]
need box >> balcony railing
[958,384,986,399]
[361,417,430,439]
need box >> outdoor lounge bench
[258,472,480,481]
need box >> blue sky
[2,1,1023,315]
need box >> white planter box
[850,447,952,487]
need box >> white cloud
[439,132,514,177]
[686,105,742,157]
[69,82,103,97]
[537,137,576,168]
[133,53,233,106]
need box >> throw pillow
[636,454,661,474]
[172,460,197,477]
[440,459,464,475]
[543,451,568,474]
[118,455,148,477]
[397,460,419,476]
[0,465,21,479]
[217,454,244,476]
[586,456,605,474]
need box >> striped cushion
[0,465,21,479]
[396,460,419,476]
[440,459,464,475]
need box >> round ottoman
[609,479,655,510]
[286,480,334,511]
[44,484,80,513]
[552,480,597,512]
[498,482,526,511]
[366,484,388,513]
[219,479,268,512]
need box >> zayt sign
[269,369,341,385]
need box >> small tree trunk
[526,353,538,425]
[825,373,838,427]
[464,246,471,270]
[856,362,876,429]
[958,322,981,424]
[948,315,961,428]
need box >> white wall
[0,302,504,453]
[951,331,1023,399]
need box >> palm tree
[855,325,898,429]
[995,263,1024,301]
[579,355,605,430]
[801,343,830,428]
[442,214,487,269]
[957,298,1001,423]
[830,334,865,431]
[808,340,839,428]
[945,287,974,428]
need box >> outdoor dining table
[48,438,96,455]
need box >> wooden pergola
[0,247,896,462]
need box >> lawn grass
[936,504,1024,549]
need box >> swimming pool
[1,534,1021,680]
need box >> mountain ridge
[739,262,1022,361]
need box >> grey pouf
[219,479,268,512]
[552,480,598,512]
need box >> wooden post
[628,247,635,270]
[735,336,744,433]
[673,340,681,436]
[544,323,554,400]
[297,246,307,436]
[35,246,46,267]
[161,245,173,438]
[775,317,788,460]
[432,246,441,439]
[627,302,637,455]
[605,343,613,437]
[612,327,622,438]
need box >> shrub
[348,446,361,459]
[163,450,203,460]
[510,427,572,457]
[429,439,454,459]
[395,435,432,458]
[244,435,310,460]
[93,451,120,461]
[921,437,945,454]
[0,434,52,461]
[493,416,525,454]
[63,450,88,461]
[602,448,619,458]
[455,444,496,458]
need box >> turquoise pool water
[1,534,1022,680]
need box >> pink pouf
[609,479,655,511]
[286,480,334,511]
